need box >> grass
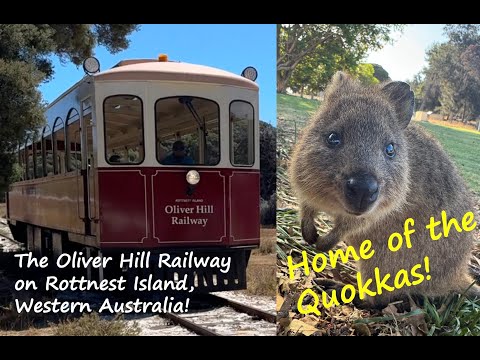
[423,294,480,336]
[417,121,480,195]
[277,94,319,123]
[246,228,276,296]
[277,94,480,336]
[53,313,140,336]
[255,228,276,255]
[246,264,276,297]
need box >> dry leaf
[341,305,353,316]
[382,303,400,316]
[287,319,319,336]
[299,315,320,327]
[406,303,428,336]
[304,272,316,288]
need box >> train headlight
[186,170,200,185]
[241,66,258,81]
[83,57,100,75]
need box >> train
[5,55,260,292]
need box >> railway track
[160,293,276,336]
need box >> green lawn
[277,93,319,123]
[418,121,480,195]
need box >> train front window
[230,101,254,166]
[103,95,144,165]
[155,97,220,166]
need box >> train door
[152,96,227,246]
[80,97,96,235]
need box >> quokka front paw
[315,232,339,252]
[301,216,319,245]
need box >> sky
[366,24,448,82]
[39,24,276,125]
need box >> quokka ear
[381,81,415,129]
[324,71,352,101]
[330,71,351,88]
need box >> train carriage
[5,56,260,292]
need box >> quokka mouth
[345,209,364,216]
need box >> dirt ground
[422,118,479,132]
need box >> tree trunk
[461,102,467,123]
[300,86,304,98]
[277,70,293,93]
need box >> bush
[260,121,276,200]
[246,264,276,296]
[258,232,276,255]
[260,193,276,226]
[54,313,140,336]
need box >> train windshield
[155,97,220,166]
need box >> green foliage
[259,121,276,200]
[352,63,379,85]
[423,294,480,336]
[277,24,404,94]
[0,153,14,200]
[461,45,480,82]
[0,24,139,192]
[412,24,480,121]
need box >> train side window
[35,134,43,178]
[230,101,254,166]
[103,95,144,165]
[24,135,33,180]
[155,97,220,166]
[66,109,81,172]
[31,131,41,178]
[53,117,65,174]
[27,150,34,180]
[52,117,65,174]
[17,145,25,181]
[42,125,54,176]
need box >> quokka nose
[345,174,379,212]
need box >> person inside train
[161,140,194,165]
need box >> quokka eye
[385,143,395,158]
[326,132,341,147]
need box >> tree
[0,24,139,198]
[461,45,480,82]
[425,37,480,121]
[277,24,403,93]
[414,25,480,122]
[352,63,379,85]
[371,63,390,82]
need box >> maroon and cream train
[5,56,260,291]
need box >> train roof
[93,60,259,91]
[20,59,258,147]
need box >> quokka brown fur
[289,71,480,307]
